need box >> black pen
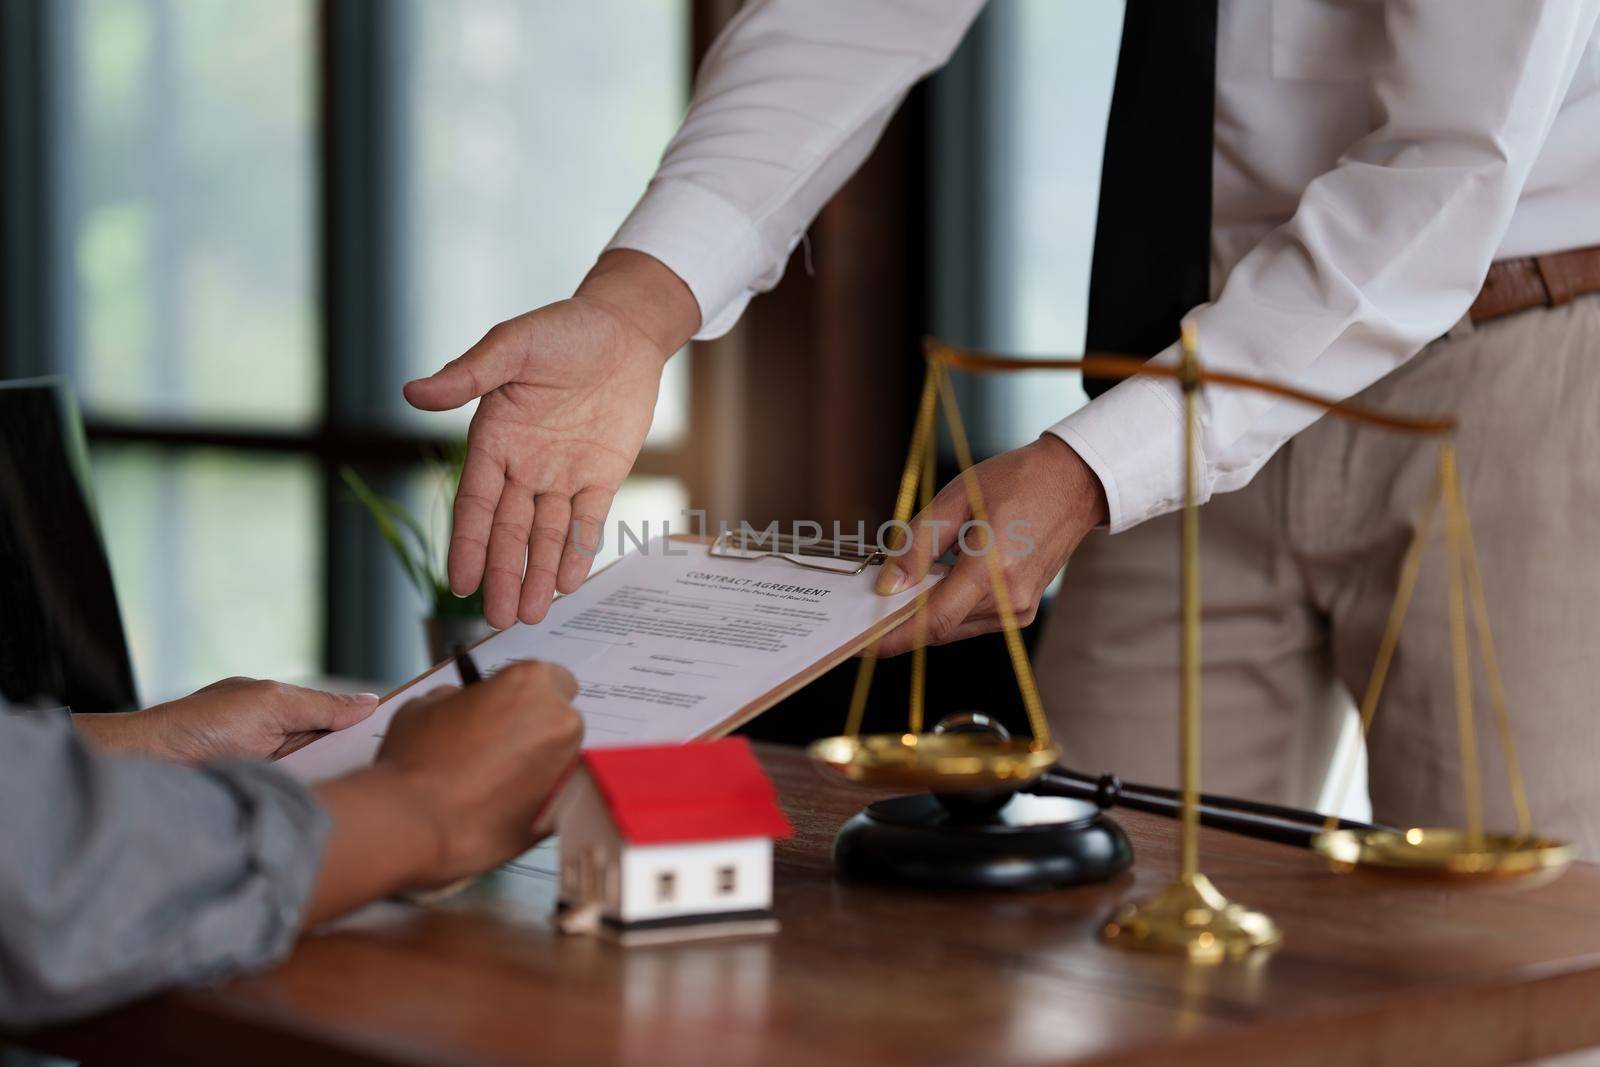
[452,644,483,687]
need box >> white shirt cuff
[1045,353,1200,534]
[604,178,766,341]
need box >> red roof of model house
[580,737,794,845]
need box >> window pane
[60,0,318,427]
[930,1,1122,456]
[92,446,322,702]
[391,0,690,444]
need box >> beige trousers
[1037,294,1600,859]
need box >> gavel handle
[1024,767,1388,850]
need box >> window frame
[0,0,709,685]
[5,0,963,745]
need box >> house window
[716,866,738,896]
[656,871,677,903]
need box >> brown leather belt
[1470,243,1600,324]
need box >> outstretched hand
[403,251,700,629]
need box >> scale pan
[808,733,1061,792]
[1312,827,1572,879]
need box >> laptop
[0,377,138,712]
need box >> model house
[554,737,793,945]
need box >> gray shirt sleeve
[0,707,330,1029]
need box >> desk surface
[33,744,1600,1067]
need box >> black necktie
[1084,0,1219,396]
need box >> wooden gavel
[931,713,1383,849]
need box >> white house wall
[555,772,624,910]
[618,838,773,924]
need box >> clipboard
[276,532,942,777]
[692,531,935,737]
[706,528,887,575]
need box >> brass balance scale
[807,323,1572,963]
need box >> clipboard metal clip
[708,529,886,576]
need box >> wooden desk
[28,744,1600,1067]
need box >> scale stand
[834,793,1132,890]
[833,713,1131,889]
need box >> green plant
[340,445,483,619]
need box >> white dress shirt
[607,0,1600,532]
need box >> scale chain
[846,367,939,738]
[932,361,1053,747]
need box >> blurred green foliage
[342,444,483,620]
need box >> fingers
[267,683,381,733]
[531,661,581,702]
[386,684,461,738]
[550,664,580,702]
[326,691,382,730]
[874,555,991,657]
[875,480,972,596]
[519,494,571,624]
[447,443,504,597]
[194,676,254,694]
[403,321,523,412]
[490,659,580,702]
[933,611,1039,646]
[396,683,461,719]
[557,486,614,594]
[870,612,924,659]
[483,486,536,629]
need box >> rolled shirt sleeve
[1050,0,1600,532]
[0,708,329,1029]
[605,0,986,338]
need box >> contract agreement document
[279,534,942,783]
